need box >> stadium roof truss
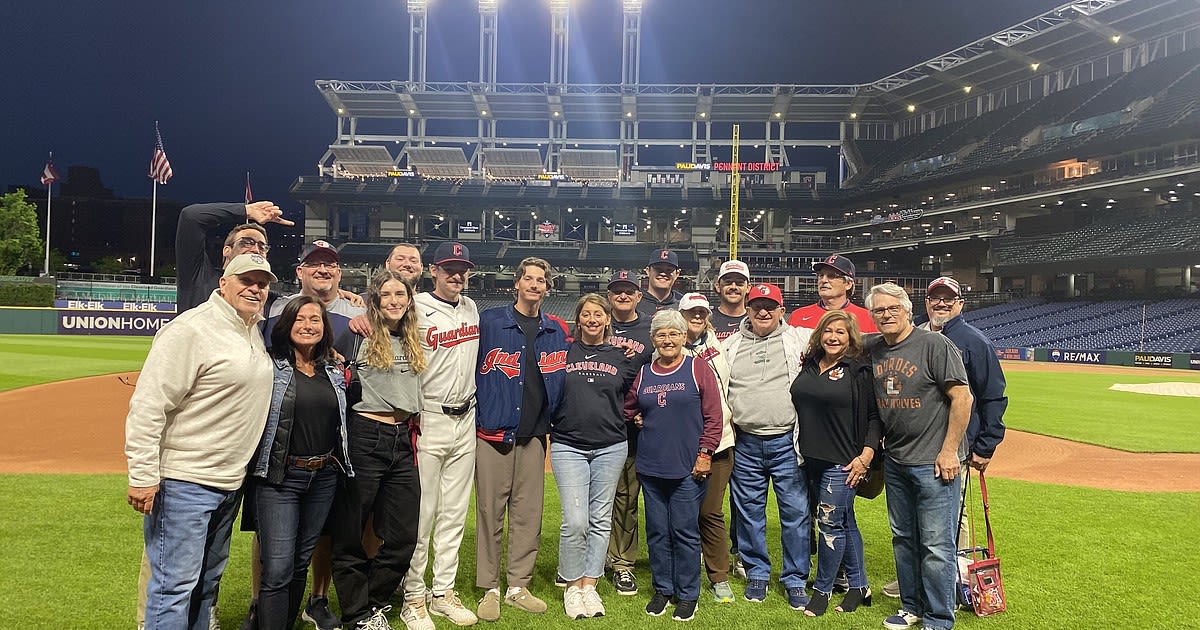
[315,0,1200,178]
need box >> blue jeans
[254,465,338,630]
[806,458,867,593]
[885,460,960,630]
[143,479,241,630]
[639,473,707,602]
[730,431,810,588]
[551,440,628,581]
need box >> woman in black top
[789,309,882,616]
[249,296,352,630]
[550,294,635,619]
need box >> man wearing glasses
[786,254,876,333]
[265,241,365,342]
[603,270,654,597]
[175,201,292,313]
[710,260,750,342]
[863,282,972,630]
[637,249,684,318]
[721,283,813,608]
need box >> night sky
[3,0,1065,209]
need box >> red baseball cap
[747,283,784,308]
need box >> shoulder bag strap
[978,470,997,558]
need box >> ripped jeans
[805,458,868,594]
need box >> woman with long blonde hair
[329,270,426,628]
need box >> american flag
[41,157,60,186]
[245,171,253,203]
[148,123,173,185]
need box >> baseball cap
[678,293,712,312]
[747,283,784,308]
[432,241,474,268]
[607,269,639,290]
[648,249,679,269]
[813,254,855,278]
[298,240,339,263]
[717,259,750,281]
[927,276,962,297]
[223,253,278,282]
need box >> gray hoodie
[726,323,802,436]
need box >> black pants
[330,414,421,624]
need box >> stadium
[285,0,1200,359]
[4,1,1200,629]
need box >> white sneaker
[564,587,588,620]
[399,598,436,630]
[357,606,394,630]
[429,590,478,626]
[581,587,605,618]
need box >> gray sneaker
[581,588,606,618]
[882,579,901,598]
[711,581,735,604]
[564,587,588,620]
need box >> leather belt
[289,454,333,471]
[442,400,472,416]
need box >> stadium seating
[969,298,1200,352]
[406,147,471,179]
[559,149,619,181]
[482,148,544,179]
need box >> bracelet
[697,452,712,461]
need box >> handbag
[856,455,886,499]
[958,470,1008,616]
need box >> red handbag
[962,470,1008,616]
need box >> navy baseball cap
[813,254,855,278]
[607,269,639,290]
[298,240,339,263]
[648,249,679,269]
[432,242,474,268]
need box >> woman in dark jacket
[789,309,882,617]
[250,295,352,630]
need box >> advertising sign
[1190,354,1200,370]
[1046,348,1107,364]
[613,223,636,237]
[58,311,176,336]
[995,347,1034,361]
[1132,352,1173,368]
[54,300,176,312]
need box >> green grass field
[1,473,1197,629]
[3,334,1200,627]
[1004,369,1200,452]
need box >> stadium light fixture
[1111,34,1121,44]
[1030,62,1040,71]
[774,112,782,118]
[906,104,916,113]
[1143,187,1151,192]
[963,86,972,94]
[849,112,858,119]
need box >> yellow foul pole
[729,123,740,258]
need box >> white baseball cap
[223,253,278,282]
[717,259,750,281]
[678,293,712,312]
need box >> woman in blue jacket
[249,295,352,630]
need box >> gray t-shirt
[866,327,968,465]
[727,326,797,436]
[354,334,423,416]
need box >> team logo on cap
[757,285,770,295]
[313,240,332,249]
[453,243,463,257]
[249,254,266,264]
[617,271,629,280]
[660,250,671,261]
[824,254,839,265]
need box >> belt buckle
[296,456,324,471]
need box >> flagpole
[150,181,158,277]
[43,180,52,277]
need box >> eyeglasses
[609,288,639,296]
[653,331,685,341]
[748,303,780,313]
[299,261,339,271]
[233,236,270,253]
[925,296,962,305]
[870,305,906,317]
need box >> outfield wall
[0,306,176,335]
[997,347,1200,370]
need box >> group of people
[126,201,1007,630]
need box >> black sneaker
[613,569,638,596]
[672,599,697,622]
[302,597,341,630]
[645,592,670,616]
[555,573,568,587]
